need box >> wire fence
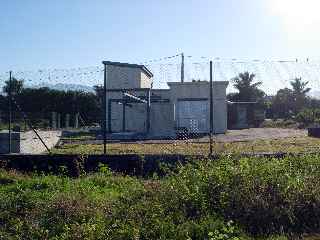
[0,54,320,155]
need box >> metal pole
[146,89,151,134]
[8,71,12,153]
[122,93,126,132]
[209,61,213,156]
[103,63,107,155]
[181,53,184,83]
[10,96,51,153]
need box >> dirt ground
[63,128,308,145]
[142,128,307,144]
[210,128,307,143]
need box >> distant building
[104,61,229,138]
[227,101,265,129]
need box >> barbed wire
[1,55,320,95]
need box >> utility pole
[209,61,213,157]
[181,53,184,83]
[103,63,107,155]
[8,71,12,154]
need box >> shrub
[165,155,320,236]
[296,108,320,127]
[4,155,320,238]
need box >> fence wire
[1,56,320,155]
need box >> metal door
[177,100,209,133]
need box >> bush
[296,108,320,127]
[4,155,320,238]
[165,155,320,236]
[260,119,297,129]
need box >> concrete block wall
[0,130,61,154]
[167,81,229,134]
[150,102,175,137]
[0,131,20,153]
[106,65,152,89]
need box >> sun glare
[269,0,320,35]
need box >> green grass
[3,155,320,239]
[60,132,96,141]
[260,119,299,129]
[0,168,144,239]
[53,136,320,155]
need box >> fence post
[74,113,79,128]
[209,61,213,157]
[181,53,184,83]
[57,113,61,129]
[103,63,107,155]
[8,71,12,154]
[146,88,151,134]
[65,114,70,129]
[51,112,57,129]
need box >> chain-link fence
[1,55,320,155]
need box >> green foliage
[229,72,265,102]
[271,77,312,118]
[271,88,295,119]
[166,155,320,236]
[98,163,112,176]
[0,84,101,127]
[296,108,320,127]
[4,155,320,238]
[3,77,24,95]
[260,119,297,129]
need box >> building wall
[107,93,148,133]
[151,89,171,99]
[167,81,228,134]
[150,102,175,137]
[213,100,228,133]
[106,76,229,136]
[125,103,146,132]
[107,65,141,89]
[105,64,152,133]
[140,71,152,88]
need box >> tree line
[228,71,320,125]
[0,79,102,126]
[1,73,318,128]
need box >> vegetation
[2,155,320,239]
[260,119,298,129]
[0,79,101,128]
[296,108,320,127]
[271,78,313,120]
[227,74,320,128]
[228,72,265,102]
[290,77,311,114]
[53,136,320,155]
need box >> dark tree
[3,78,24,95]
[271,88,295,119]
[228,72,265,102]
[290,77,311,114]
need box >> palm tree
[231,72,264,102]
[3,78,24,96]
[290,77,311,96]
[290,77,311,113]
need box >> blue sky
[1,0,320,72]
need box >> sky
[1,0,320,73]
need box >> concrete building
[104,61,229,138]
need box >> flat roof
[102,61,153,78]
[167,81,229,86]
[227,101,257,104]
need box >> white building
[104,61,229,138]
